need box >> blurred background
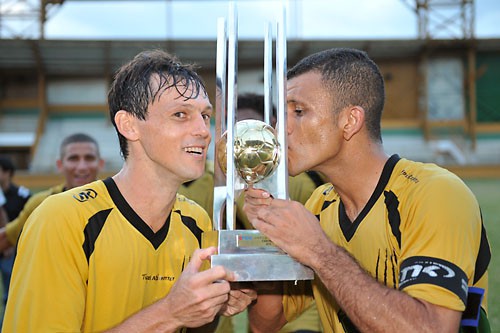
[1,0,500,177]
[0,0,499,329]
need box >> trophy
[202,3,314,282]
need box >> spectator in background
[0,156,31,318]
[0,157,31,222]
[0,133,104,253]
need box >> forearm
[248,293,287,333]
[105,298,180,333]
[311,240,460,333]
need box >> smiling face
[57,142,104,189]
[130,80,213,184]
[286,71,344,177]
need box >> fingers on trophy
[202,2,313,282]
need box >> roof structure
[2,38,500,77]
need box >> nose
[76,158,91,170]
[193,115,210,138]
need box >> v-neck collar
[103,177,171,249]
[338,154,400,241]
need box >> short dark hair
[237,93,276,118]
[287,48,385,142]
[59,133,100,159]
[108,49,208,159]
[0,156,15,176]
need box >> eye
[202,113,211,121]
[174,112,187,118]
[294,107,304,115]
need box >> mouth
[184,146,204,155]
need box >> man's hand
[219,282,257,317]
[243,187,329,268]
[163,247,234,329]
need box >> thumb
[184,247,217,274]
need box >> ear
[114,110,139,142]
[343,106,365,141]
[56,159,63,172]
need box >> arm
[0,207,7,228]
[106,247,237,332]
[248,283,287,333]
[2,189,50,249]
[244,187,461,333]
[0,191,7,227]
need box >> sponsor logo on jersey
[399,256,468,304]
[400,169,419,183]
[73,188,98,202]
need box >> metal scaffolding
[0,0,64,39]
[402,0,478,152]
[401,0,475,40]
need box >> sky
[3,0,498,40]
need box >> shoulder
[24,180,109,234]
[175,193,211,227]
[393,159,475,201]
[304,183,337,213]
[175,193,210,216]
[24,185,60,209]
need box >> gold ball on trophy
[216,119,280,184]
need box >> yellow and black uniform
[4,177,212,332]
[180,168,324,333]
[4,183,65,245]
[283,155,490,333]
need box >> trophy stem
[206,2,313,282]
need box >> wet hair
[0,156,15,176]
[59,133,100,159]
[108,49,208,159]
[287,48,385,142]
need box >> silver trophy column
[203,4,313,282]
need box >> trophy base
[203,230,314,281]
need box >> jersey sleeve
[398,172,481,311]
[3,193,89,332]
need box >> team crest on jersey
[73,189,98,202]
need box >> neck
[325,146,389,222]
[112,164,179,232]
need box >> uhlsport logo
[73,189,98,202]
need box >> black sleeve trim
[175,210,203,248]
[82,208,113,263]
[473,219,491,284]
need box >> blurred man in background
[0,156,31,319]
[0,133,104,254]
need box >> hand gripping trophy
[202,3,313,282]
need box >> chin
[287,162,301,177]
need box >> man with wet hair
[4,50,255,332]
